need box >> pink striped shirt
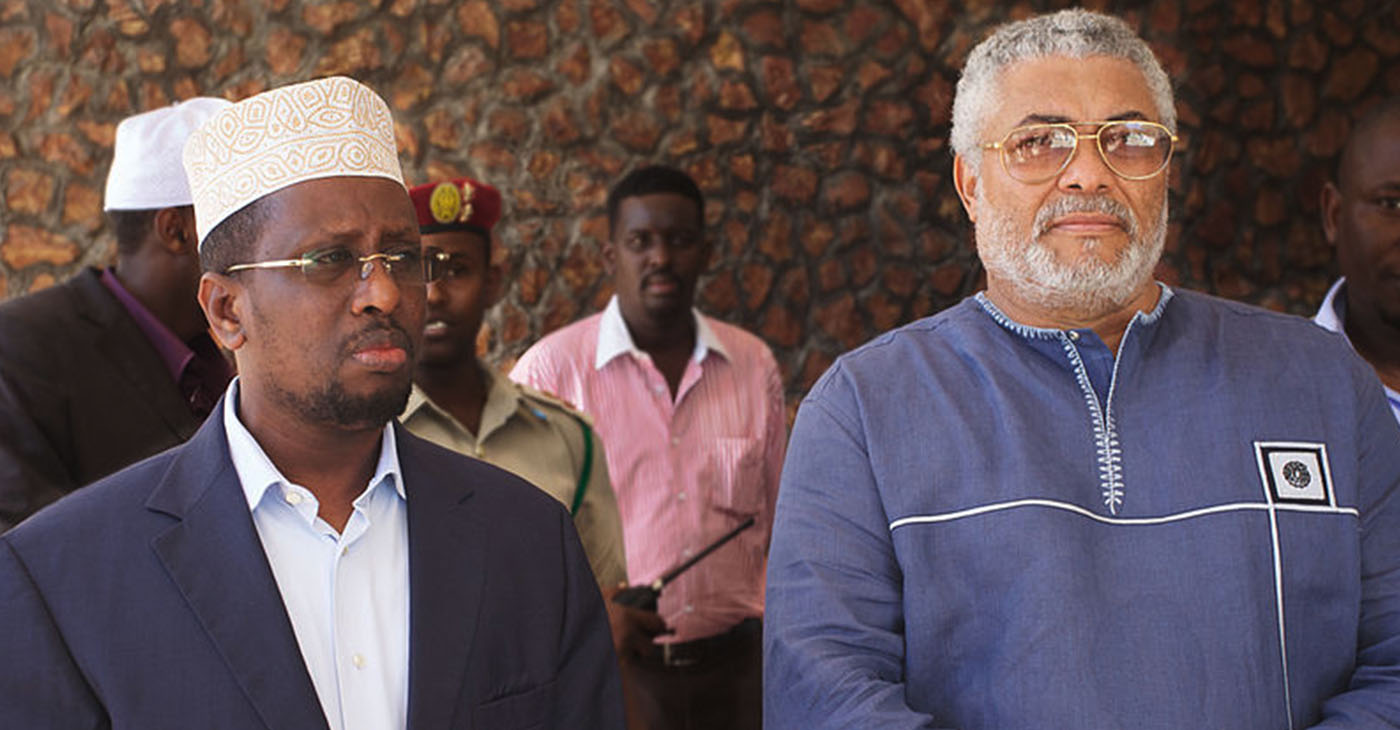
[510,297,786,642]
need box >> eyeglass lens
[1001,122,1173,181]
[300,247,436,286]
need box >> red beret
[408,177,502,235]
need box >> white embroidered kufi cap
[182,76,405,246]
[104,97,232,212]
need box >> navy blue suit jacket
[0,401,624,729]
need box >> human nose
[351,255,403,315]
[425,278,445,306]
[1056,131,1115,193]
[647,239,673,269]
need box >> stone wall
[2,0,1398,411]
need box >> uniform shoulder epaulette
[514,382,595,426]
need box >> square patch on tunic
[1254,441,1332,505]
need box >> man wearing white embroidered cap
[0,76,623,730]
[0,97,233,531]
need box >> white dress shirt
[223,379,410,730]
[1314,278,1400,425]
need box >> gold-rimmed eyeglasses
[224,246,445,286]
[421,247,476,282]
[981,120,1179,184]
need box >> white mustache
[1033,196,1139,240]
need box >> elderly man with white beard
[764,9,1400,730]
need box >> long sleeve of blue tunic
[765,287,1400,730]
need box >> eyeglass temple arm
[224,258,307,273]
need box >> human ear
[199,272,247,351]
[601,239,617,277]
[953,155,980,224]
[1320,181,1341,248]
[154,207,198,255]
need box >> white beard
[975,190,1167,318]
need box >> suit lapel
[401,425,485,730]
[147,406,329,730]
[70,270,201,440]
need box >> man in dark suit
[0,76,623,729]
[0,97,233,531]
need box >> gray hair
[950,9,1176,172]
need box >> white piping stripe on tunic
[1265,498,1295,730]
[890,494,1346,729]
[1253,445,1297,730]
[888,498,1359,531]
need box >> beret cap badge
[428,182,462,224]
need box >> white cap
[182,76,405,247]
[103,97,233,212]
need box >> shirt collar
[594,295,729,370]
[100,267,195,383]
[974,282,1175,342]
[225,378,406,513]
[1313,277,1347,335]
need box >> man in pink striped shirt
[511,165,785,730]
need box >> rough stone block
[541,100,582,144]
[857,61,892,91]
[740,262,773,310]
[801,98,859,136]
[501,70,554,101]
[1287,32,1327,71]
[711,30,745,71]
[425,107,460,148]
[808,64,844,103]
[845,6,887,46]
[169,17,213,67]
[718,79,758,110]
[507,19,548,59]
[62,183,102,231]
[316,28,381,74]
[760,305,802,348]
[6,168,54,216]
[458,1,499,48]
[699,268,738,313]
[742,9,784,49]
[2,225,78,269]
[864,99,914,136]
[822,171,870,210]
[1322,48,1377,100]
[760,56,800,110]
[731,153,755,182]
[610,56,644,95]
[392,64,434,110]
[590,1,629,44]
[772,164,818,203]
[528,150,560,180]
[489,107,532,143]
[611,110,661,152]
[759,211,793,262]
[800,20,846,58]
[707,114,748,145]
[671,3,705,46]
[642,38,679,76]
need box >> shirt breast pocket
[705,436,763,516]
[473,680,555,730]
